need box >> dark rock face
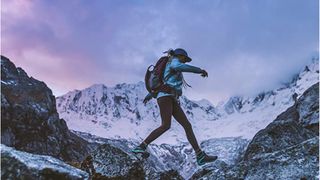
[192,83,319,179]
[1,55,89,162]
[296,83,319,133]
[226,137,318,180]
[243,83,319,161]
[158,169,184,180]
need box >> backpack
[145,50,174,98]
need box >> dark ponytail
[163,49,174,57]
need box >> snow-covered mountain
[56,58,319,145]
[56,82,221,145]
[212,58,319,139]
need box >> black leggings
[143,96,201,152]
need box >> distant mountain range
[56,58,319,145]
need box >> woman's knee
[160,124,171,131]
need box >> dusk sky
[1,0,319,104]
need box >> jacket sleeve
[170,59,203,73]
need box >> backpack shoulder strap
[163,58,178,82]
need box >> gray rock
[296,83,319,133]
[190,160,230,180]
[1,144,89,180]
[225,137,318,180]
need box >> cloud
[1,0,318,104]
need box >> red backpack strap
[154,56,169,77]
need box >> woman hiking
[131,48,218,166]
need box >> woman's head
[173,48,192,63]
[176,54,188,63]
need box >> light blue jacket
[145,56,203,100]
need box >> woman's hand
[143,94,153,105]
[200,69,208,77]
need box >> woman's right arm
[170,59,205,74]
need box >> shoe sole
[197,156,218,166]
[131,150,150,159]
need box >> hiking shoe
[196,151,218,166]
[131,146,146,153]
[131,146,150,159]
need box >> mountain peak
[56,57,319,144]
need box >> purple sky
[2,0,319,104]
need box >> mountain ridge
[56,58,319,144]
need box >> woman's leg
[172,99,201,154]
[142,96,173,146]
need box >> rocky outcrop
[296,82,319,133]
[1,55,90,162]
[91,143,188,179]
[242,83,318,161]
[226,137,318,180]
[93,143,139,177]
[190,161,230,180]
[92,143,155,179]
[192,82,319,179]
[1,144,89,180]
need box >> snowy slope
[56,58,319,145]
